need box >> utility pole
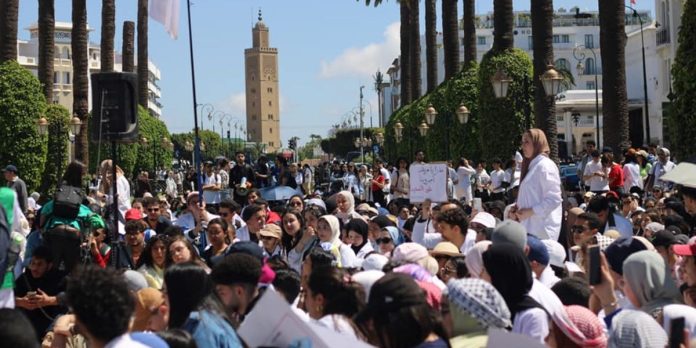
[360,86,365,164]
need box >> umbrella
[662,162,696,188]
[259,186,302,201]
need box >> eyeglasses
[571,225,588,233]
[376,237,393,244]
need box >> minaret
[244,9,280,153]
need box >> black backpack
[53,185,84,219]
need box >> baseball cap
[258,223,282,240]
[651,230,677,248]
[672,243,696,257]
[362,253,389,271]
[226,240,264,261]
[541,239,567,268]
[604,237,648,275]
[3,165,17,173]
[526,234,550,266]
[125,208,143,221]
[471,212,496,229]
[491,220,527,251]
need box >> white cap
[351,270,385,299]
[471,212,496,229]
[362,253,389,271]
[541,239,566,268]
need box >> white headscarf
[319,215,341,246]
[335,190,362,223]
[465,241,492,278]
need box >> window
[269,141,274,147]
[554,58,570,71]
[584,34,594,49]
[267,87,273,93]
[269,128,273,134]
[477,36,486,45]
[585,58,596,75]
[252,114,257,120]
[268,114,274,120]
[268,101,272,106]
[528,36,534,50]
[53,72,59,84]
[251,88,256,94]
[552,34,570,44]
[557,115,564,122]
[64,72,71,85]
[586,81,596,90]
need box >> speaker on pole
[91,72,139,143]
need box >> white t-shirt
[490,169,506,193]
[512,307,549,344]
[202,173,221,204]
[584,160,609,192]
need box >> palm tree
[462,0,476,66]
[0,0,19,63]
[101,0,115,72]
[137,0,149,109]
[72,0,89,165]
[373,69,385,127]
[122,21,135,72]
[442,0,459,80]
[425,0,437,92]
[410,0,421,100]
[598,0,629,155]
[493,0,514,51]
[531,0,558,162]
[38,0,55,101]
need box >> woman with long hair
[202,218,229,267]
[356,273,451,348]
[136,234,168,289]
[281,209,316,273]
[456,158,475,205]
[62,160,86,188]
[163,262,242,347]
[166,235,209,272]
[99,159,132,233]
[305,266,366,340]
[509,129,563,241]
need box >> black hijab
[345,218,369,254]
[482,243,544,321]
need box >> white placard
[409,163,448,203]
[486,327,546,348]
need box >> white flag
[150,0,180,39]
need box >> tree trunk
[400,1,412,106]
[442,0,459,80]
[0,0,19,63]
[137,0,149,109]
[410,0,422,100]
[122,21,135,73]
[531,0,558,162]
[101,0,115,72]
[72,0,89,167]
[462,0,476,66]
[38,0,55,101]
[425,0,437,92]
[493,0,514,51]
[598,0,629,155]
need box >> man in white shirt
[583,151,609,194]
[650,147,677,190]
[201,161,221,210]
[489,158,506,202]
[411,201,477,254]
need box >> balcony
[656,28,671,46]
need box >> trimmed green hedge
[0,61,48,191]
[320,128,381,160]
[669,0,696,160]
[478,48,534,161]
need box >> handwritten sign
[409,163,448,203]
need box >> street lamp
[573,44,601,148]
[196,103,214,131]
[626,5,651,144]
[184,140,194,166]
[424,103,470,160]
[418,122,429,137]
[37,117,48,135]
[394,122,404,143]
[540,65,564,97]
[491,68,512,99]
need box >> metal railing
[656,28,671,46]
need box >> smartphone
[669,316,686,348]
[26,291,37,299]
[588,245,601,285]
[473,198,483,212]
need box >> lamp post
[184,140,194,166]
[359,85,365,164]
[38,116,82,161]
[196,103,214,131]
[626,5,650,144]
[424,103,470,160]
[573,44,601,148]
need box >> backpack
[53,185,84,219]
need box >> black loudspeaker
[90,72,138,143]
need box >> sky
[17,0,653,148]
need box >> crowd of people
[0,127,695,348]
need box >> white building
[381,3,682,155]
[17,22,163,118]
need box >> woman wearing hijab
[464,241,492,279]
[316,215,357,268]
[622,250,681,319]
[377,226,403,257]
[482,243,549,343]
[346,218,373,260]
[335,190,363,223]
[608,309,667,348]
[509,129,562,241]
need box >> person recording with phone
[14,246,67,339]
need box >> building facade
[17,22,163,118]
[244,13,281,153]
[381,4,681,155]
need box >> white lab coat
[516,155,563,241]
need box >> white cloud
[217,92,246,116]
[319,22,400,79]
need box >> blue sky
[17,0,652,148]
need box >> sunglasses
[376,237,393,244]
